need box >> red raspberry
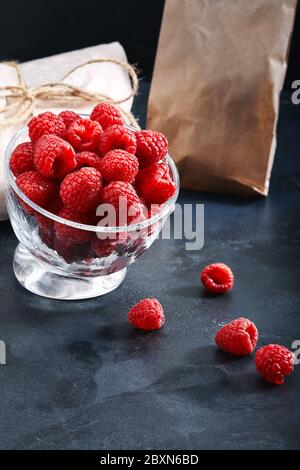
[128,298,165,331]
[66,118,103,152]
[76,151,102,172]
[102,181,139,210]
[39,225,55,249]
[135,161,176,205]
[35,196,63,249]
[16,170,56,214]
[91,232,128,258]
[100,149,139,183]
[92,239,116,257]
[54,236,91,264]
[135,130,168,168]
[200,263,234,294]
[126,202,147,225]
[90,102,123,130]
[35,195,63,231]
[145,204,161,236]
[54,207,94,243]
[60,167,103,213]
[9,142,34,177]
[215,318,258,356]
[34,134,77,179]
[58,110,80,128]
[256,345,294,385]
[112,201,146,227]
[99,125,137,156]
[28,112,66,143]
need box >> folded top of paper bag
[0,42,134,220]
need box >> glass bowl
[5,124,179,300]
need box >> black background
[0,0,299,88]
[1,0,300,451]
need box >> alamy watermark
[95,201,204,251]
[291,80,300,104]
[0,340,6,365]
[292,340,300,365]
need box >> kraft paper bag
[148,0,297,196]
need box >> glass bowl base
[13,244,127,300]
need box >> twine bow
[0,58,140,129]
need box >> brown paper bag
[148,0,297,196]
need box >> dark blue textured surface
[0,86,299,450]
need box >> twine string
[0,58,140,129]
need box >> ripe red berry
[28,112,66,143]
[35,195,64,231]
[99,125,137,156]
[135,161,176,205]
[34,134,77,179]
[76,151,102,172]
[60,167,103,213]
[200,263,234,294]
[215,318,258,356]
[66,118,103,152]
[16,170,56,214]
[128,298,165,331]
[38,224,55,249]
[54,236,91,264]
[90,102,123,130]
[35,196,63,249]
[126,202,147,225]
[58,110,80,128]
[10,142,34,177]
[135,130,168,168]
[54,206,94,243]
[91,232,128,258]
[100,149,139,183]
[102,181,140,210]
[256,344,295,385]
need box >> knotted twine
[0,58,140,129]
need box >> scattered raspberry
[90,103,123,130]
[200,263,234,294]
[128,298,165,331]
[16,170,56,214]
[135,130,168,168]
[34,134,77,179]
[215,318,258,356]
[28,112,66,143]
[54,206,94,243]
[60,167,103,213]
[9,142,34,177]
[102,181,140,211]
[66,118,103,152]
[136,161,176,204]
[100,149,139,183]
[76,151,102,172]
[59,110,80,128]
[99,125,137,156]
[256,345,295,385]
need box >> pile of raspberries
[10,103,176,262]
[129,263,295,386]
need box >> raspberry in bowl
[5,106,179,300]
